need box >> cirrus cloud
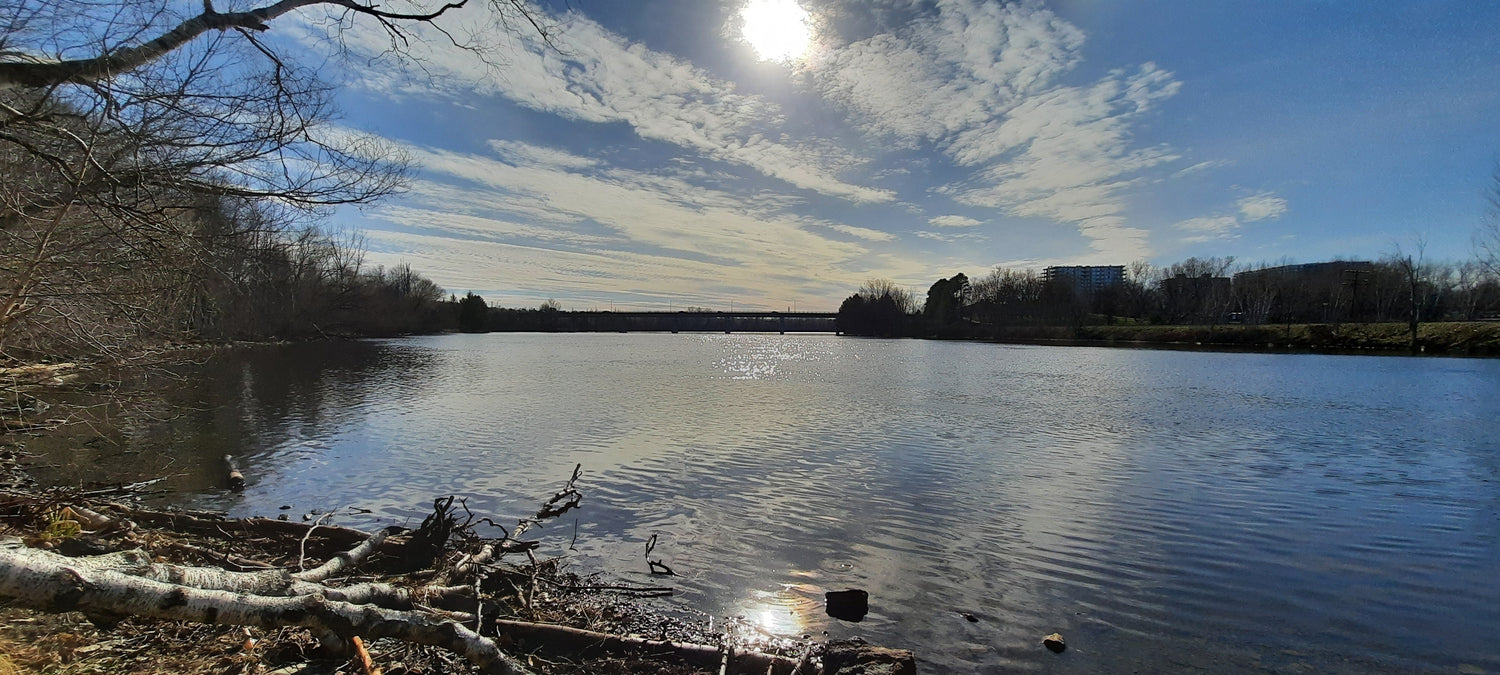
[927,215,983,228]
[1237,192,1289,222]
[801,0,1181,260]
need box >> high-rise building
[1042,265,1125,295]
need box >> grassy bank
[980,321,1500,356]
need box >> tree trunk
[493,619,810,675]
[0,539,535,675]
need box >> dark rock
[962,613,978,622]
[1043,632,1066,653]
[825,589,869,622]
[824,643,916,675]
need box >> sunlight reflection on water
[736,582,821,636]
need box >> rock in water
[1043,632,1066,653]
[825,589,869,622]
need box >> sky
[284,0,1500,311]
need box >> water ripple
[62,335,1500,674]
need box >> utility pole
[1343,267,1369,323]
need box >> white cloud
[372,206,615,247]
[292,0,1227,297]
[821,223,898,241]
[807,0,1084,142]
[486,140,600,170]
[801,0,1180,260]
[1174,215,1240,234]
[927,215,982,228]
[1172,159,1231,178]
[311,8,894,203]
[1237,192,1288,222]
[1172,215,1240,243]
[361,138,926,306]
[915,230,986,243]
[1171,192,1283,245]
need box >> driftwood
[0,472,872,674]
[494,619,812,675]
[119,507,380,550]
[0,537,534,675]
[225,455,245,490]
[533,464,583,519]
[0,524,820,674]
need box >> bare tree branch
[0,0,508,89]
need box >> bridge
[497,311,838,333]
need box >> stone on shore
[824,643,917,675]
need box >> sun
[739,0,812,62]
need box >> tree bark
[0,539,535,675]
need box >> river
[30,334,1500,673]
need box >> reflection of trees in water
[29,342,437,496]
[177,341,437,454]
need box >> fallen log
[0,538,535,675]
[225,455,245,490]
[494,618,811,675]
[113,507,378,550]
[28,544,468,610]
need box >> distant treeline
[1,185,460,363]
[451,297,834,333]
[838,255,1500,339]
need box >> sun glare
[740,0,812,62]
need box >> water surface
[34,334,1500,673]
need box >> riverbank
[970,321,1500,356]
[0,366,914,675]
[0,461,906,674]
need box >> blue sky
[291,0,1500,310]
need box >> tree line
[839,249,1500,339]
[0,88,460,362]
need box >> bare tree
[0,0,549,90]
[1477,163,1500,279]
[1,0,550,360]
[1388,236,1428,348]
[1452,260,1498,320]
[857,278,919,314]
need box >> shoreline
[0,369,916,675]
[0,450,909,674]
[897,321,1500,357]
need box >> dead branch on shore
[534,464,583,519]
[0,495,537,674]
[0,466,896,674]
[645,533,676,576]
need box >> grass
[983,321,1500,355]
